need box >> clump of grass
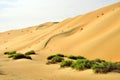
[56,53,65,57]
[60,60,73,68]
[91,62,113,73]
[25,50,36,55]
[51,56,64,63]
[47,55,56,60]
[68,55,86,60]
[4,51,16,55]
[47,56,64,64]
[47,53,65,60]
[12,53,32,60]
[71,59,91,70]
[4,51,32,60]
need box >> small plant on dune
[91,59,106,64]
[90,59,106,67]
[4,51,16,55]
[51,56,64,63]
[56,53,65,57]
[12,53,32,60]
[114,63,120,70]
[71,59,91,70]
[91,61,113,73]
[47,53,65,60]
[108,62,120,73]
[47,55,56,60]
[60,60,73,68]
[68,55,86,60]
[47,56,64,64]
[76,56,86,59]
[4,51,32,60]
[25,50,36,55]
[68,55,77,60]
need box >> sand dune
[0,2,120,80]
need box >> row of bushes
[46,54,120,73]
[4,50,36,60]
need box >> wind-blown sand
[0,2,120,80]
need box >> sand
[0,2,120,80]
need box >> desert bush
[51,56,64,63]
[68,55,78,60]
[4,51,16,55]
[47,54,65,60]
[47,55,56,60]
[7,53,32,60]
[56,53,65,57]
[71,59,91,70]
[77,56,86,59]
[91,62,113,73]
[91,59,106,63]
[12,53,32,60]
[47,56,64,64]
[60,60,73,68]
[115,63,120,70]
[25,50,36,55]
[110,63,120,72]
[68,55,86,60]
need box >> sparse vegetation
[25,50,36,55]
[51,56,64,63]
[47,55,56,60]
[4,51,32,60]
[91,62,113,73]
[47,54,120,74]
[60,60,73,68]
[12,53,32,60]
[71,59,91,70]
[47,53,65,60]
[47,56,64,64]
[56,53,65,57]
[4,51,16,55]
[68,55,86,60]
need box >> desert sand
[0,2,120,80]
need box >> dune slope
[0,2,120,61]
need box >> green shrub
[12,53,32,60]
[91,59,106,63]
[76,56,86,59]
[4,51,16,55]
[91,62,113,73]
[51,56,64,63]
[47,56,64,64]
[60,60,73,68]
[71,59,91,70]
[8,54,16,58]
[47,55,56,60]
[68,55,86,60]
[56,53,65,57]
[25,50,36,55]
[47,54,65,60]
[7,53,32,60]
[115,63,120,70]
[68,55,78,60]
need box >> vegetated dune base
[1,54,120,80]
[0,2,120,80]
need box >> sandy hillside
[0,2,120,80]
